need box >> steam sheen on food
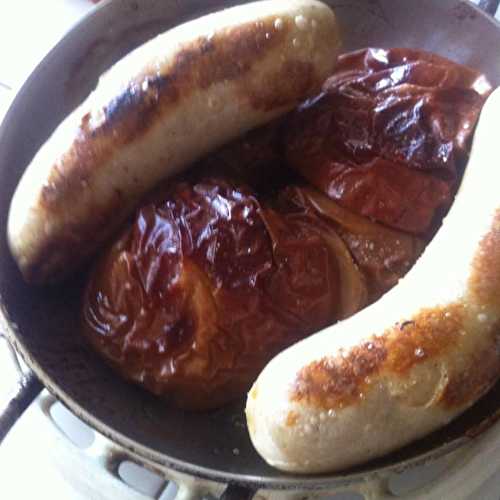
[286,48,490,234]
[82,48,490,410]
[83,179,343,409]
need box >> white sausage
[246,87,500,473]
[7,0,340,283]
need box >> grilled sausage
[245,87,500,473]
[7,0,340,283]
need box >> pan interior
[0,0,499,485]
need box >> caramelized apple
[285,48,490,234]
[82,179,343,409]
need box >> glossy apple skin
[285,48,490,234]
[82,179,342,409]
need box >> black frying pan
[0,0,499,496]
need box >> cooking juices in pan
[82,48,491,410]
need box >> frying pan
[1,0,500,498]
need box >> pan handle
[0,334,43,444]
[477,0,500,16]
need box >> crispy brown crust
[41,18,292,213]
[292,338,387,410]
[291,213,500,413]
[291,305,465,410]
[468,210,500,307]
[285,411,300,427]
[385,305,464,375]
